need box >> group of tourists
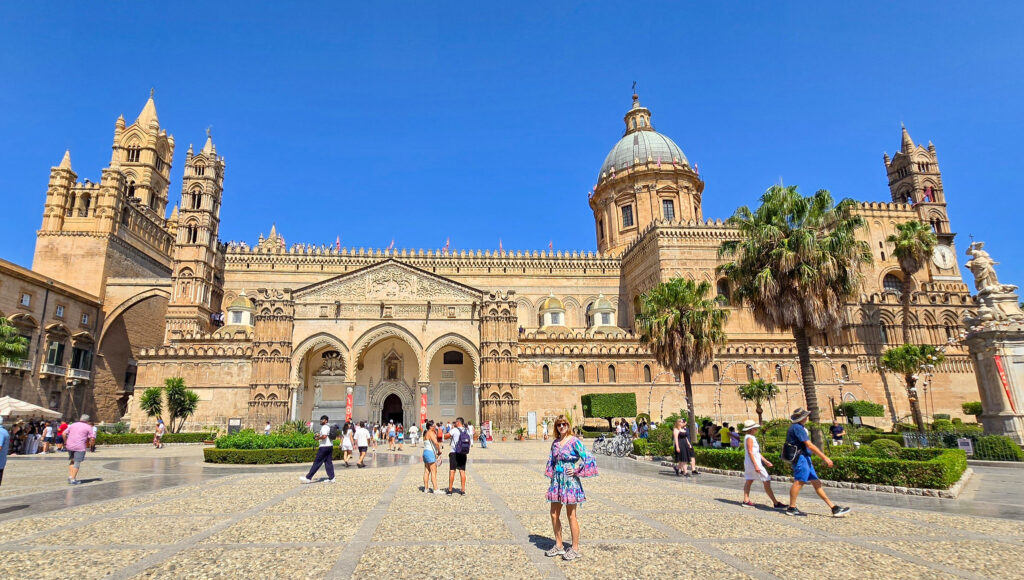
[699,420,743,448]
[0,414,96,487]
[1,418,94,456]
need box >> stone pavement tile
[517,512,666,540]
[720,541,956,580]
[135,546,341,579]
[606,492,720,512]
[267,493,380,513]
[28,516,227,546]
[555,543,753,580]
[648,511,804,539]
[58,495,158,516]
[0,515,89,538]
[876,540,1024,577]
[0,548,155,578]
[389,490,494,512]
[372,512,510,541]
[503,494,619,513]
[352,544,535,578]
[202,514,364,544]
[881,509,1024,536]
[796,511,953,538]
[132,494,268,515]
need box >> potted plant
[514,426,527,441]
[500,427,509,441]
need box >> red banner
[993,355,1017,413]
[420,391,428,426]
[345,392,353,421]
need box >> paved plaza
[1,441,1022,579]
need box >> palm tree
[718,185,872,446]
[0,316,28,364]
[737,378,779,425]
[139,387,163,422]
[886,221,938,343]
[880,344,945,430]
[165,377,200,433]
[636,278,729,445]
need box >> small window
[608,365,616,383]
[662,199,675,221]
[717,279,730,301]
[883,274,903,294]
[231,311,243,324]
[55,305,65,318]
[712,364,720,382]
[879,323,889,345]
[126,147,141,163]
[639,117,647,127]
[195,164,205,176]
[746,365,755,382]
[20,293,31,307]
[841,364,850,382]
[601,312,612,325]
[443,351,464,365]
[644,365,652,383]
[598,219,604,240]
[550,312,561,326]
[447,306,456,318]
[542,365,550,384]
[81,313,89,325]
[71,347,92,370]
[775,364,783,382]
[124,365,137,391]
[578,365,586,383]
[621,205,634,228]
[46,341,65,365]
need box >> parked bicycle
[592,433,632,457]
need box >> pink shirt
[64,421,93,452]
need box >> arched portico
[369,378,416,427]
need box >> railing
[1,359,32,372]
[68,368,92,381]
[40,363,67,377]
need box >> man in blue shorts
[785,408,850,517]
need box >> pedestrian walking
[300,415,336,483]
[56,420,68,451]
[544,415,598,562]
[341,420,354,467]
[397,425,404,450]
[264,421,272,435]
[354,421,371,468]
[478,426,488,448]
[542,419,548,440]
[444,417,471,495]
[64,415,95,485]
[0,417,9,487]
[784,408,850,517]
[672,419,695,477]
[153,420,166,449]
[409,423,419,446]
[387,422,396,451]
[90,422,98,452]
[41,422,53,453]
[422,420,441,493]
[740,420,786,509]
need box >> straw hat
[790,408,811,423]
[741,419,760,432]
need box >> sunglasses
[556,423,569,429]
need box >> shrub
[933,413,951,420]
[632,439,649,456]
[951,418,963,425]
[858,433,904,446]
[961,401,983,416]
[204,447,343,464]
[275,420,311,435]
[96,432,214,445]
[855,439,901,459]
[837,400,885,418]
[974,435,1024,462]
[97,422,130,435]
[581,393,638,429]
[930,419,955,432]
[214,430,326,450]
[893,423,918,433]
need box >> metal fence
[900,431,1023,462]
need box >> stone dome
[592,294,614,311]
[538,294,564,311]
[599,130,689,179]
[228,293,254,311]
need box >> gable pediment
[293,259,483,304]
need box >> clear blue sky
[2,3,1022,285]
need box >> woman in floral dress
[544,415,598,562]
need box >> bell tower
[112,89,174,216]
[164,130,227,340]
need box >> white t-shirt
[409,425,418,437]
[449,426,464,452]
[43,425,53,438]
[264,424,272,435]
[318,424,332,448]
[354,427,371,447]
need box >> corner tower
[589,93,704,256]
[164,130,227,340]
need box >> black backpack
[328,424,340,441]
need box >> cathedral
[7,91,980,433]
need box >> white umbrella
[0,396,62,418]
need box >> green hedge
[214,430,326,449]
[837,400,885,418]
[961,401,983,416]
[975,435,1024,462]
[686,448,966,489]
[96,432,215,445]
[204,447,343,464]
[581,393,637,421]
[858,433,904,445]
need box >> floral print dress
[544,436,598,504]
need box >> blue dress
[544,436,598,504]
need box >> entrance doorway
[382,393,403,425]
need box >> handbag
[781,440,802,463]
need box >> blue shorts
[423,448,436,464]
[792,455,818,482]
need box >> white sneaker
[299,477,312,484]
[327,478,336,483]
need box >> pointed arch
[352,323,424,378]
[424,332,481,383]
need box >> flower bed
[204,447,343,464]
[96,432,215,445]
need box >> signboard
[227,417,242,435]
[527,411,537,436]
[993,355,1018,413]
[482,420,492,441]
[345,392,353,421]
[957,437,974,456]
[420,390,428,427]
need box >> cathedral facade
[11,92,980,432]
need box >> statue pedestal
[965,320,1024,445]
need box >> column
[474,385,480,427]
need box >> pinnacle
[901,125,914,153]
[136,89,159,128]
[58,149,72,170]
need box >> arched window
[80,193,91,217]
[643,364,652,383]
[712,364,720,382]
[841,364,850,382]
[639,117,647,128]
[578,365,586,383]
[630,118,636,130]
[945,323,957,341]
[443,351,464,365]
[607,365,616,383]
[542,365,550,384]
[717,279,730,302]
[127,181,136,199]
[194,163,205,176]
[126,146,141,163]
[883,274,903,295]
[66,192,76,216]
[879,322,889,345]
[746,365,755,382]
[191,190,202,210]
[186,225,198,244]
[585,303,594,328]
[775,364,783,382]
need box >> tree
[879,344,945,431]
[737,378,779,425]
[0,316,28,364]
[581,393,637,430]
[718,185,872,446]
[636,278,729,444]
[164,377,201,433]
[139,387,164,422]
[886,220,938,343]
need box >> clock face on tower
[932,245,955,270]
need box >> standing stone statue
[966,241,1000,292]
[313,384,323,407]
